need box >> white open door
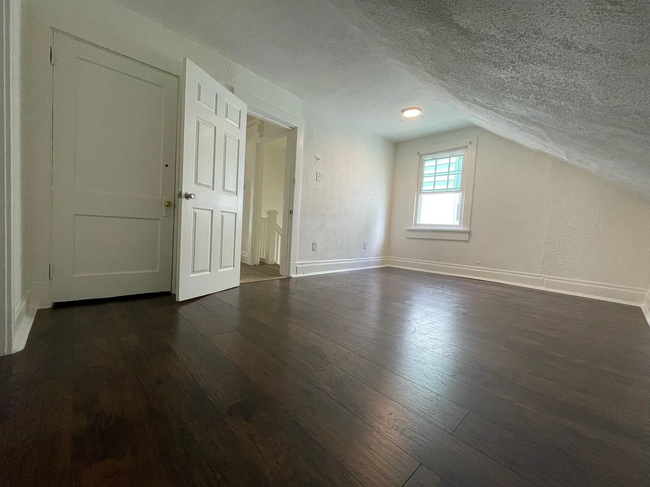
[176,59,247,301]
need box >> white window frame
[407,136,478,241]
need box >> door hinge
[50,46,55,65]
[48,264,53,280]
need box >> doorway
[241,116,289,283]
[50,34,303,303]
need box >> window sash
[420,150,466,194]
[416,192,462,226]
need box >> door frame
[1,0,14,354]
[234,90,304,277]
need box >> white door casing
[176,59,247,301]
[251,139,264,266]
[233,89,305,277]
[51,34,178,302]
[280,128,297,276]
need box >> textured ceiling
[115,0,472,141]
[117,0,650,194]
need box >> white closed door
[51,34,178,302]
[176,59,247,301]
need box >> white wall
[541,161,650,287]
[388,127,650,301]
[298,104,394,263]
[21,0,396,305]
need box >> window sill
[406,226,470,241]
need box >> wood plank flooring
[1,267,649,486]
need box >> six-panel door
[176,59,247,301]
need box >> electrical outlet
[315,172,323,182]
[363,241,367,250]
[312,242,318,251]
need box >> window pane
[417,192,462,225]
[421,151,465,193]
[434,175,448,190]
[449,156,463,171]
[435,158,449,173]
[448,171,462,190]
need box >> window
[417,149,465,226]
[407,138,477,241]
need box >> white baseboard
[293,257,388,277]
[292,255,647,307]
[387,257,647,306]
[641,291,650,327]
[7,282,51,355]
[543,276,647,305]
[387,257,544,288]
[11,293,35,353]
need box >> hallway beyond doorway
[240,263,284,283]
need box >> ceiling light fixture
[402,107,422,118]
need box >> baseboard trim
[293,257,388,277]
[388,257,544,288]
[387,257,647,306]
[6,282,51,355]
[543,276,647,305]
[641,291,650,327]
[11,293,35,354]
[292,255,647,306]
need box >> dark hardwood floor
[1,267,649,486]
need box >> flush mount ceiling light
[402,107,422,118]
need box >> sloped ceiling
[117,0,650,194]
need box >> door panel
[223,134,240,194]
[52,33,178,302]
[191,208,214,275]
[176,59,247,301]
[72,215,161,275]
[219,211,237,270]
[195,119,217,189]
